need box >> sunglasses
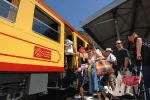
[116,43,121,45]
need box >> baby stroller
[106,62,147,100]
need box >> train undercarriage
[0,72,76,100]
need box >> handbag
[96,60,114,76]
[122,76,139,86]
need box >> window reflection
[0,0,19,22]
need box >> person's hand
[65,51,73,55]
[114,60,117,66]
[122,69,126,75]
[64,44,67,47]
[91,60,95,63]
[136,53,142,60]
[77,68,81,72]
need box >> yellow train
[0,0,89,99]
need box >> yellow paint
[12,0,20,7]
[0,0,88,71]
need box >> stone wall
[78,31,104,52]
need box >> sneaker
[74,94,81,98]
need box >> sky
[43,0,115,31]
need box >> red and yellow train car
[0,0,89,99]
[0,0,88,72]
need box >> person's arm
[95,51,105,61]
[65,40,73,47]
[122,50,130,75]
[136,38,142,60]
[123,57,129,69]
[65,51,79,56]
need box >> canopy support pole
[114,18,120,40]
[113,10,120,40]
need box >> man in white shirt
[105,48,116,64]
[104,48,116,91]
[65,38,73,77]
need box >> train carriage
[0,0,89,99]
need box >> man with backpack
[127,32,150,99]
[104,48,117,91]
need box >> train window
[32,7,60,42]
[0,0,20,22]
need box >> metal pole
[114,18,120,40]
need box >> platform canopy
[80,0,150,56]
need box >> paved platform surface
[71,94,99,100]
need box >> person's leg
[76,77,78,90]
[66,55,73,77]
[108,73,116,91]
[74,71,79,90]
[101,92,108,100]
[96,92,101,100]
[98,77,109,100]
[104,74,110,89]
[142,66,150,100]
[80,87,84,98]
[78,72,85,98]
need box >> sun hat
[105,48,113,52]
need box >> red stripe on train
[0,62,64,72]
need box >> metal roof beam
[144,29,150,38]
[139,0,150,26]
[113,9,120,40]
[118,10,132,32]
[135,11,150,27]
[80,0,127,28]
[135,27,149,29]
[83,18,113,28]
[131,0,139,32]
[127,0,139,53]
[101,29,130,43]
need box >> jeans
[137,65,150,100]
[141,66,150,100]
[89,64,105,94]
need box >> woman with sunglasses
[86,46,109,100]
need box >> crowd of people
[64,32,150,100]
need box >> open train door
[80,0,150,58]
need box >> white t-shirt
[65,39,73,55]
[106,53,116,62]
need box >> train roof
[38,0,88,42]
[80,0,150,56]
